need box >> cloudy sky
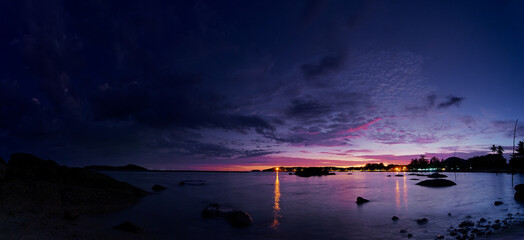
[1,0,524,170]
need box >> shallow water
[95,171,524,239]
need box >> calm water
[94,171,524,239]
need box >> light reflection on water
[271,171,281,229]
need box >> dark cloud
[300,55,344,78]
[286,96,331,118]
[438,96,464,108]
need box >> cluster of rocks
[294,168,336,177]
[445,214,518,239]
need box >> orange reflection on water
[395,179,400,210]
[271,171,281,229]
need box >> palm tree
[497,145,504,155]
[491,144,497,153]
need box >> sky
[1,0,524,171]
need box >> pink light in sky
[343,118,382,133]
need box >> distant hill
[84,164,148,171]
[442,157,468,170]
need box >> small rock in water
[479,218,487,223]
[448,213,452,216]
[152,184,167,192]
[395,174,404,177]
[416,218,429,225]
[435,235,444,239]
[416,179,456,187]
[225,210,253,228]
[407,233,413,238]
[356,196,370,204]
[179,180,206,186]
[392,216,399,221]
[387,175,391,177]
[494,201,504,206]
[400,229,407,233]
[202,204,221,218]
[114,221,142,233]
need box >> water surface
[95,171,524,239]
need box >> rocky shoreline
[0,153,150,239]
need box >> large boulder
[201,204,253,228]
[0,153,147,215]
[515,184,524,201]
[356,196,370,204]
[416,179,456,187]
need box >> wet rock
[114,221,142,233]
[427,173,448,178]
[289,172,294,175]
[479,218,486,223]
[202,204,253,227]
[494,201,503,206]
[416,179,456,187]
[395,174,404,177]
[448,213,452,216]
[400,229,407,233]
[179,180,205,186]
[407,233,413,238]
[450,231,458,236]
[387,175,392,177]
[435,235,444,239]
[356,196,370,204]
[459,221,474,228]
[416,218,429,225]
[202,204,221,218]
[63,209,79,220]
[409,178,419,180]
[347,173,353,175]
[152,184,167,192]
[225,210,253,228]
[515,184,524,201]
[466,215,472,219]
[392,216,399,221]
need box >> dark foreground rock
[427,173,448,178]
[515,184,524,201]
[416,218,429,224]
[152,184,167,192]
[416,179,456,187]
[114,221,142,233]
[494,201,504,206]
[0,153,147,215]
[202,204,253,227]
[0,157,6,180]
[356,196,370,204]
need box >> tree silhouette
[497,145,504,155]
[490,144,497,153]
[516,141,524,157]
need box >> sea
[90,171,524,239]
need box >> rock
[416,179,456,187]
[0,153,147,215]
[289,172,293,175]
[114,221,142,233]
[0,157,6,180]
[400,229,407,233]
[448,213,452,216]
[179,180,206,186]
[479,218,487,223]
[416,218,429,225]
[515,184,524,201]
[347,173,353,175]
[294,168,334,177]
[392,216,399,221]
[225,210,253,228]
[152,184,167,192]
[386,175,391,177]
[202,204,252,227]
[409,178,419,180]
[407,233,413,238]
[64,209,79,220]
[459,221,474,228]
[6,153,61,181]
[395,174,404,177]
[202,204,221,218]
[356,196,370,204]
[435,235,444,239]
[494,201,503,206]
[427,173,448,178]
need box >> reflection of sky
[1,1,524,169]
[271,171,281,229]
